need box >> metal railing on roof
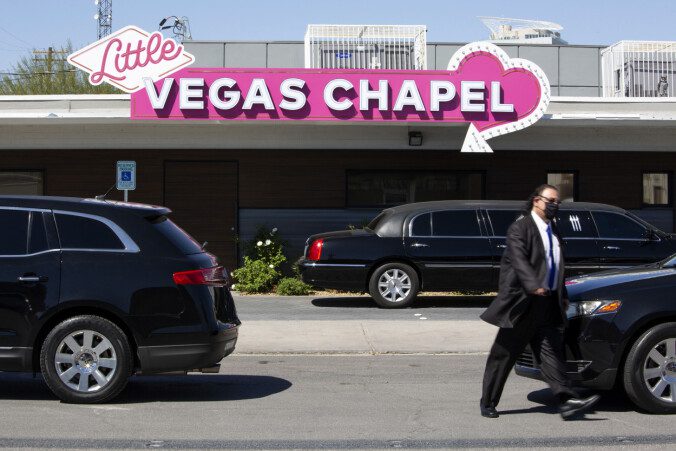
[304,24,427,70]
[602,41,676,98]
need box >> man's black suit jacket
[480,212,568,328]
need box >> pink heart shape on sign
[446,42,550,138]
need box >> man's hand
[532,288,549,296]
[563,298,570,310]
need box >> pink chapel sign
[69,26,551,153]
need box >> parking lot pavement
[233,295,497,354]
[0,355,672,449]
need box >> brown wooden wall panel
[0,147,673,217]
[163,161,238,269]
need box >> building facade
[0,39,675,269]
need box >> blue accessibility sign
[116,161,136,191]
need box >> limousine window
[0,209,29,255]
[432,210,480,237]
[556,211,596,238]
[486,210,521,236]
[28,211,48,253]
[410,213,431,236]
[593,211,646,239]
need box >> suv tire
[369,262,420,308]
[623,322,676,414]
[40,315,133,404]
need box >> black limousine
[299,200,676,308]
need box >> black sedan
[299,200,676,308]
[515,258,676,414]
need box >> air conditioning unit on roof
[304,24,427,70]
[602,41,676,98]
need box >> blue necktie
[546,223,556,290]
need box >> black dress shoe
[480,404,499,418]
[559,394,601,420]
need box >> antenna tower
[94,0,113,39]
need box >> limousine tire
[369,262,420,308]
[622,322,676,414]
[40,315,133,404]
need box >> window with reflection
[547,172,576,202]
[643,172,671,206]
[0,171,43,195]
[347,171,484,207]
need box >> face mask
[544,201,559,219]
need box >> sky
[0,0,675,71]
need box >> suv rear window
[55,213,124,250]
[152,216,203,255]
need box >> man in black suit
[479,184,600,420]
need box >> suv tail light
[173,266,229,286]
[307,239,324,261]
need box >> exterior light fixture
[408,131,423,146]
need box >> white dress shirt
[531,211,561,291]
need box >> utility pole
[94,0,113,39]
[33,47,68,74]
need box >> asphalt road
[234,294,492,321]
[0,355,672,449]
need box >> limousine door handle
[496,244,507,249]
[410,242,429,248]
[17,275,48,283]
[603,245,621,251]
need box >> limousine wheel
[623,322,676,414]
[369,262,420,308]
[40,315,133,404]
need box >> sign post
[116,160,136,202]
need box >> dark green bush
[231,257,279,293]
[276,277,313,296]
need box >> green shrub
[231,257,279,293]
[232,226,288,293]
[276,277,313,296]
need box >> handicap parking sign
[116,161,136,190]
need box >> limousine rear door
[404,209,493,291]
[483,209,522,287]
[555,210,600,276]
[484,209,600,283]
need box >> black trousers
[480,293,578,408]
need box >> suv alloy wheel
[40,315,133,403]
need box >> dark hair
[522,184,559,213]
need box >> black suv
[300,200,676,308]
[0,196,239,403]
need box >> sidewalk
[234,319,497,354]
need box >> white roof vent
[304,24,427,70]
[602,41,676,97]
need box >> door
[484,209,523,286]
[164,161,238,270]
[0,209,60,354]
[554,210,600,276]
[405,209,493,291]
[592,211,664,269]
